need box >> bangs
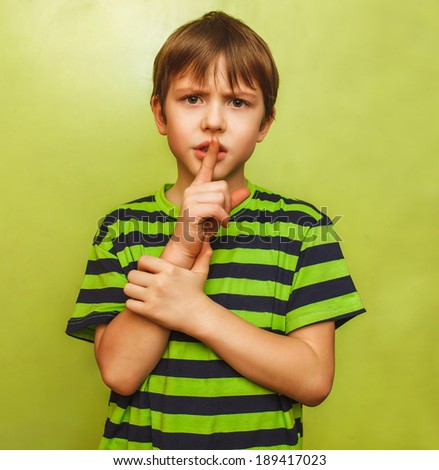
[152,11,279,121]
[177,50,258,93]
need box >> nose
[201,102,226,133]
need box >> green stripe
[98,435,300,450]
[286,291,364,333]
[116,245,165,268]
[211,248,299,268]
[112,409,292,433]
[71,302,122,319]
[82,272,126,289]
[218,219,314,239]
[108,402,151,427]
[302,225,339,247]
[294,259,350,288]
[163,341,220,361]
[145,375,273,397]
[205,278,290,300]
[88,245,117,261]
[117,220,174,237]
[232,310,286,331]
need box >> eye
[230,98,247,108]
[184,95,200,105]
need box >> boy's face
[152,56,273,191]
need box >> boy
[66,11,365,450]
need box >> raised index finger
[192,137,219,185]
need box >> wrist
[161,237,196,269]
[184,295,222,341]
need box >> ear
[151,95,167,135]
[256,107,276,143]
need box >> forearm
[189,296,335,406]
[95,309,170,395]
[95,239,196,395]
[161,236,198,270]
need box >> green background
[1,0,438,449]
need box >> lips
[195,141,227,152]
[194,140,228,160]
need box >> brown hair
[151,11,279,123]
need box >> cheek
[165,121,186,149]
[234,122,261,151]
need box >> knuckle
[217,192,226,205]
[218,180,229,192]
[167,264,178,276]
[138,255,148,267]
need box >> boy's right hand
[168,137,250,264]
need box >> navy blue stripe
[76,287,128,304]
[105,208,176,224]
[110,390,296,415]
[103,420,152,444]
[125,195,156,204]
[94,214,119,244]
[233,208,321,227]
[252,190,331,223]
[94,209,176,244]
[300,243,344,267]
[102,260,295,286]
[210,293,286,314]
[65,311,117,340]
[334,309,366,329]
[152,358,241,378]
[288,276,356,311]
[208,262,294,285]
[103,418,302,449]
[86,258,122,275]
[211,235,301,256]
[122,261,294,285]
[169,331,201,343]
[107,233,301,256]
[110,232,170,255]
[253,190,303,205]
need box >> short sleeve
[285,223,365,333]
[66,236,129,343]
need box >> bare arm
[94,311,169,396]
[93,233,202,396]
[125,245,336,406]
[191,297,335,406]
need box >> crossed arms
[94,138,335,406]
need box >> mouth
[194,141,228,160]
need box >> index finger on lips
[192,137,219,185]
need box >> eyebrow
[173,87,207,95]
[173,86,258,99]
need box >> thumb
[230,187,251,210]
[191,240,213,278]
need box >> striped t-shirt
[66,181,365,450]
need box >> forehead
[171,62,260,96]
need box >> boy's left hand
[124,241,212,333]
